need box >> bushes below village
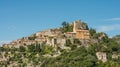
[0,41,120,67]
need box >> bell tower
[73,21,79,33]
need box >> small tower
[73,21,77,33]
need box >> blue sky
[0,0,120,45]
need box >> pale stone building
[35,28,66,47]
[65,20,90,39]
[65,32,76,38]
[36,28,62,37]
[96,52,107,62]
[46,37,66,47]
[112,53,118,59]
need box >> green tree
[19,46,26,52]
[27,44,35,52]
[87,45,96,55]
[82,22,89,30]
[73,38,81,45]
[65,39,72,46]
[0,47,4,52]
[89,28,96,36]
[28,34,36,40]
[35,44,41,52]
[61,21,73,33]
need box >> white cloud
[105,18,120,21]
[97,24,120,32]
[0,40,11,46]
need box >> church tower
[73,20,79,33]
[73,21,77,33]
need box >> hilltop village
[1,20,120,67]
[3,20,90,48]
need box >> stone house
[96,52,107,62]
[46,37,66,47]
[65,20,90,39]
[36,28,62,37]
[112,53,118,59]
[76,30,90,39]
[35,28,65,47]
[65,32,76,38]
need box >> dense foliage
[61,21,73,33]
[0,36,120,67]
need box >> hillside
[0,20,120,67]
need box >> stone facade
[35,28,66,47]
[96,52,107,62]
[76,30,90,39]
[36,28,62,37]
[65,20,90,39]
[112,53,118,59]
[65,32,76,38]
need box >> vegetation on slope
[61,21,73,33]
